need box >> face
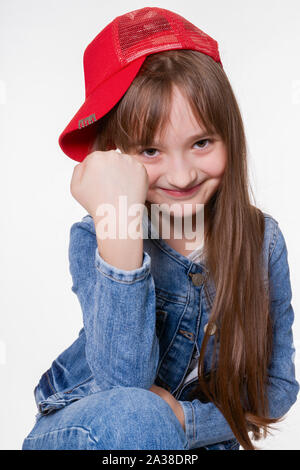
[129,85,227,236]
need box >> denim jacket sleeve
[69,215,160,391]
[178,222,299,449]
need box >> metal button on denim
[203,322,217,335]
[188,272,204,286]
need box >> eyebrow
[132,131,216,147]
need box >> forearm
[69,218,159,391]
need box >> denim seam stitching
[156,294,186,305]
[45,371,56,394]
[156,294,190,374]
[95,264,150,284]
[268,221,279,262]
[192,402,196,443]
[156,288,187,303]
[174,288,202,397]
[24,425,99,446]
[63,374,94,394]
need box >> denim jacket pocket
[37,375,100,416]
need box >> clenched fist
[70,150,149,220]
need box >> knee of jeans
[23,387,189,450]
[104,386,182,425]
[88,386,189,450]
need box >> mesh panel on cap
[182,19,219,58]
[182,18,211,39]
[118,9,172,51]
[116,8,182,65]
[115,7,220,66]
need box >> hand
[70,150,149,221]
[149,384,186,432]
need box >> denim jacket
[33,210,299,450]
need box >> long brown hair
[89,50,282,449]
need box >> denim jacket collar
[141,207,208,273]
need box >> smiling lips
[159,182,202,197]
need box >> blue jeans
[22,386,190,450]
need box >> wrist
[93,211,144,242]
[93,211,144,271]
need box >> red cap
[58,6,223,162]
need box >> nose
[166,155,198,189]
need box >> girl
[22,7,298,451]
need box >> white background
[0,0,299,450]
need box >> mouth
[159,182,203,198]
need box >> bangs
[94,50,232,153]
[113,79,174,152]
[111,82,220,153]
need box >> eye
[193,139,212,150]
[138,148,159,159]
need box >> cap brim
[58,55,147,162]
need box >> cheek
[201,151,227,178]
